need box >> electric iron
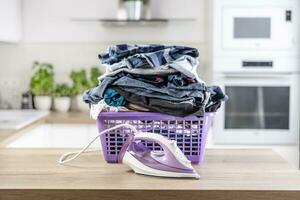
[120,132,200,179]
[59,124,200,179]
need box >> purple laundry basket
[97,112,214,164]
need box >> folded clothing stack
[83,44,227,117]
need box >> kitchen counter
[0,149,300,200]
[0,111,94,146]
[45,111,94,124]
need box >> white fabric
[90,100,129,120]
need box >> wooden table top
[46,111,94,124]
[0,148,300,200]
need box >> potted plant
[70,67,102,112]
[30,61,54,111]
[53,83,71,113]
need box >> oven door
[214,74,299,144]
[222,6,295,50]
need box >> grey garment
[205,85,228,112]
[114,86,204,117]
[113,76,206,102]
[167,55,203,83]
[99,44,199,66]
[83,73,208,106]
[126,103,150,112]
[104,55,204,84]
[99,67,178,81]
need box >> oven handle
[223,73,293,79]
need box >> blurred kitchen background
[0,0,299,168]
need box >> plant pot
[76,94,89,112]
[34,96,52,111]
[54,97,71,113]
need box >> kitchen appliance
[21,91,33,109]
[122,132,200,178]
[211,0,300,144]
[214,73,299,144]
[221,7,295,50]
[59,123,200,179]
[212,0,300,73]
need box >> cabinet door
[6,124,93,148]
[87,124,101,149]
[6,125,52,148]
[49,124,90,148]
[0,0,21,42]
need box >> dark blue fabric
[99,44,199,68]
[83,71,208,116]
[114,86,204,117]
[103,88,126,107]
[168,74,191,87]
[100,44,166,65]
[84,44,226,116]
[83,72,206,104]
[205,86,228,112]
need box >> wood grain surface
[46,111,94,124]
[0,149,300,200]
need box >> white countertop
[0,109,49,130]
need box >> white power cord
[58,123,139,164]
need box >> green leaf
[30,61,54,96]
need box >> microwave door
[222,7,294,50]
[234,17,271,39]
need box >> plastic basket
[97,112,214,163]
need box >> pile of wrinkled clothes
[83,44,227,118]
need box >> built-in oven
[214,73,299,144]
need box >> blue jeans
[83,72,207,105]
[99,44,203,83]
[99,44,199,66]
[83,73,227,116]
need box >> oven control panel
[242,61,273,67]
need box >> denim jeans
[205,86,228,112]
[99,44,199,66]
[99,44,203,83]
[83,72,207,105]
[114,86,204,117]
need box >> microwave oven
[222,7,296,50]
[213,73,299,144]
[212,0,299,73]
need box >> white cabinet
[0,0,22,42]
[7,124,101,148]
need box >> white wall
[0,0,210,108]
[22,0,207,43]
